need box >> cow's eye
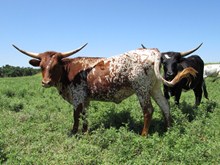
[41,66,45,71]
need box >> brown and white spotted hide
[14,44,178,136]
[60,49,172,136]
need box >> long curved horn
[180,43,203,57]
[12,44,40,59]
[61,43,88,58]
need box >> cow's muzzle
[42,79,53,88]
[166,72,175,80]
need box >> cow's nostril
[42,80,49,84]
[167,72,173,76]
[166,72,175,80]
[42,79,52,87]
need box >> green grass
[0,75,219,164]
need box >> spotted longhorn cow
[13,44,197,136]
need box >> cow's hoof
[67,129,78,137]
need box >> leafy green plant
[0,140,7,163]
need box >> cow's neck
[54,63,72,102]
[54,62,89,104]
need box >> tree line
[0,65,40,77]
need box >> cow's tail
[154,52,198,87]
[202,81,209,99]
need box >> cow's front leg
[163,85,170,100]
[71,102,89,135]
[71,103,83,135]
[174,90,182,105]
[81,104,88,134]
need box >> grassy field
[0,74,219,164]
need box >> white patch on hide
[164,54,171,59]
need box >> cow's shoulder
[63,57,104,82]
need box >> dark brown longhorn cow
[13,44,197,136]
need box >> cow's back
[86,50,157,103]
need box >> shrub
[9,99,24,112]
[0,140,7,163]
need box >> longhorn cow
[13,44,197,136]
[203,64,220,82]
[142,43,208,106]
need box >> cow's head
[161,43,202,80]
[13,43,87,87]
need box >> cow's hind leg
[133,72,157,136]
[137,94,154,136]
[202,81,208,99]
[213,72,220,82]
[151,81,172,129]
[193,85,203,106]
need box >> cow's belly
[89,85,135,104]
[208,71,218,77]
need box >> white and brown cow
[204,64,220,82]
[13,44,197,136]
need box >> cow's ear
[177,54,182,60]
[29,59,40,67]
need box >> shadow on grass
[0,144,7,163]
[179,100,217,122]
[89,109,167,136]
[89,99,218,136]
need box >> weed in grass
[2,89,16,98]
[0,140,7,163]
[9,99,24,112]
